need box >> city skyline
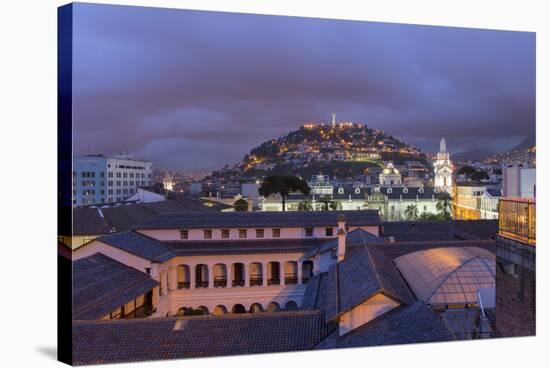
[72,4,535,172]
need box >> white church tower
[434,137,453,190]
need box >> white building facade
[74,154,153,206]
[434,137,453,191]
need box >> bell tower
[434,137,453,190]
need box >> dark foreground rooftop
[73,253,158,320]
[72,311,330,365]
[134,210,380,230]
[316,301,453,349]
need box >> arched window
[403,188,408,194]
[213,263,227,288]
[267,262,281,285]
[355,188,361,194]
[284,261,298,285]
[249,303,264,313]
[177,265,190,289]
[176,306,192,316]
[232,304,247,314]
[232,263,245,287]
[249,262,263,286]
[195,264,209,288]
[338,187,344,194]
[267,302,280,313]
[213,305,227,316]
[285,300,298,311]
[302,261,314,284]
[419,188,424,194]
[197,306,210,315]
[387,188,392,194]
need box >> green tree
[258,176,311,211]
[297,199,314,211]
[404,204,419,221]
[471,170,489,181]
[316,196,342,211]
[436,192,453,220]
[418,212,441,221]
[233,198,249,212]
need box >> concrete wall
[495,235,536,337]
[339,293,399,335]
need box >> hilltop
[211,122,430,179]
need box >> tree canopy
[258,176,311,211]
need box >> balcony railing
[195,280,209,288]
[498,197,536,245]
[214,277,227,288]
[285,274,298,285]
[250,276,263,286]
[178,282,190,289]
[232,279,245,287]
[268,278,280,285]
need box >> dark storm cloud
[72,3,535,171]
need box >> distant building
[452,182,501,220]
[379,162,402,186]
[73,154,153,206]
[434,137,453,190]
[502,164,535,198]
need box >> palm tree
[436,192,453,219]
[258,176,311,211]
[404,204,419,221]
[297,199,314,211]
[316,196,342,211]
[233,198,249,212]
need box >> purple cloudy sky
[72,3,535,172]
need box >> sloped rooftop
[73,253,159,320]
[72,311,331,365]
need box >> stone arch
[177,264,190,289]
[195,264,209,288]
[267,302,280,313]
[213,263,228,288]
[285,300,298,311]
[232,304,247,314]
[176,306,192,316]
[284,261,298,285]
[267,262,281,285]
[213,305,228,316]
[249,262,263,286]
[249,303,264,313]
[232,263,245,287]
[197,305,210,315]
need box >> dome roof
[394,247,495,306]
[381,162,400,175]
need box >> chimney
[337,214,347,262]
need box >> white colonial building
[379,162,402,186]
[73,211,380,318]
[434,137,453,191]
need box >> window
[256,229,264,238]
[108,189,113,195]
[129,173,134,178]
[108,181,113,186]
[180,230,188,240]
[123,172,128,178]
[272,228,281,238]
[325,227,333,236]
[108,172,113,178]
[203,230,212,239]
[221,229,230,239]
[116,180,121,186]
[305,228,314,237]
[116,172,121,178]
[239,229,247,239]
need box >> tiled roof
[72,196,232,235]
[73,253,159,320]
[315,301,453,349]
[134,210,380,230]
[72,311,330,365]
[452,220,498,240]
[165,238,324,256]
[303,237,414,321]
[97,231,174,262]
[381,221,456,241]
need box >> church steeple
[440,137,447,153]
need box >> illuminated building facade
[434,137,453,190]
